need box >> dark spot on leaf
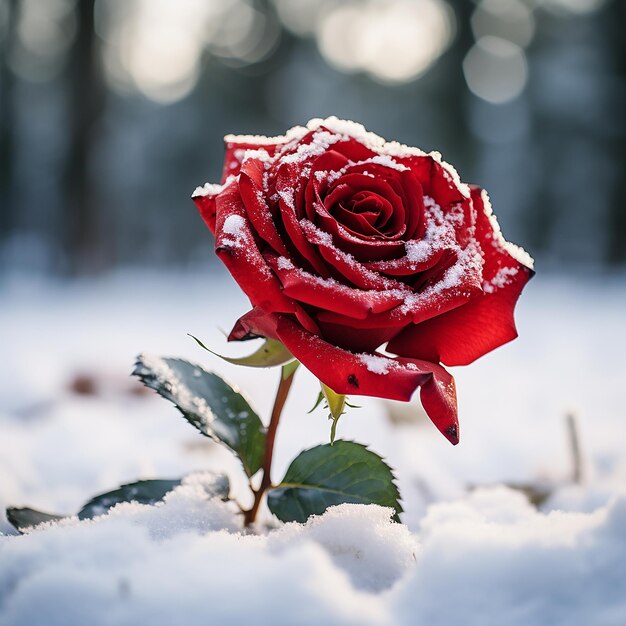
[347,374,359,388]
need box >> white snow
[368,154,408,172]
[222,215,246,238]
[0,269,624,624]
[484,266,519,293]
[192,175,242,199]
[358,354,394,375]
[280,130,346,166]
[277,256,295,270]
[224,124,310,147]
[134,354,216,430]
[240,147,273,165]
[277,188,295,210]
[191,182,222,198]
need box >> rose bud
[192,117,534,445]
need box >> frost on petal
[213,186,297,316]
[388,187,533,366]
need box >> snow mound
[1,485,625,625]
[392,487,626,625]
[268,503,418,592]
[0,482,388,626]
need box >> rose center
[333,191,395,238]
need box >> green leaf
[133,355,266,476]
[6,507,66,533]
[281,359,300,380]
[78,475,229,519]
[321,383,346,419]
[307,391,325,414]
[267,440,402,524]
[79,479,177,519]
[6,473,230,533]
[321,383,347,444]
[189,334,294,368]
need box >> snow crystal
[219,214,248,250]
[281,130,346,166]
[222,215,246,237]
[324,156,408,187]
[241,148,272,164]
[298,220,409,292]
[357,354,394,376]
[191,182,222,198]
[398,242,484,316]
[404,240,431,264]
[368,155,408,172]
[277,257,294,270]
[224,124,309,147]
[135,354,215,429]
[436,242,484,293]
[300,220,333,247]
[191,175,239,199]
[277,188,295,210]
[483,266,519,294]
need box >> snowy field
[0,267,625,625]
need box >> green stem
[243,365,296,526]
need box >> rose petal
[275,164,332,277]
[192,193,218,234]
[324,174,406,239]
[267,255,406,319]
[387,187,533,365]
[300,219,409,291]
[315,208,407,261]
[221,142,278,183]
[231,311,459,444]
[397,356,459,444]
[313,319,399,353]
[214,184,297,315]
[365,249,447,276]
[239,158,289,256]
[399,155,468,208]
[315,279,478,329]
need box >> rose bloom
[193,118,533,444]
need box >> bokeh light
[99,0,280,104]
[316,0,455,84]
[463,35,528,104]
[272,0,332,37]
[471,0,535,49]
[8,0,76,82]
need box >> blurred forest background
[0,0,624,275]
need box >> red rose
[193,117,533,445]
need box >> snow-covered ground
[0,268,625,625]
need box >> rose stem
[243,366,296,527]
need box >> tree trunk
[0,0,20,241]
[61,0,106,274]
